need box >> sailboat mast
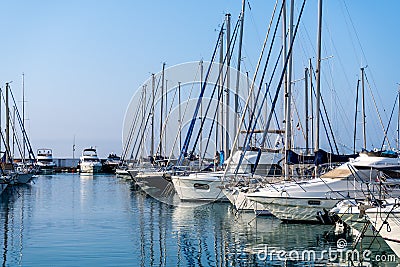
[282,0,290,180]
[199,60,203,167]
[151,73,155,157]
[165,79,168,155]
[353,79,360,153]
[22,73,26,161]
[234,0,246,151]
[314,0,323,176]
[398,84,400,151]
[159,63,165,156]
[225,13,231,158]
[305,67,309,155]
[219,26,224,152]
[178,82,182,152]
[5,83,10,163]
[361,67,366,150]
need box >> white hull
[80,163,102,173]
[250,195,339,222]
[172,172,227,202]
[223,187,271,215]
[366,206,400,258]
[246,177,365,222]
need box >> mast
[199,60,203,167]
[234,0,246,150]
[353,79,360,153]
[282,0,290,180]
[22,73,25,160]
[178,82,182,152]
[5,82,10,163]
[159,63,165,156]
[284,0,295,179]
[309,58,314,151]
[398,84,400,151]
[225,13,231,158]
[12,106,16,158]
[165,79,168,155]
[219,25,224,152]
[361,67,366,150]
[151,73,155,157]
[305,67,309,155]
[141,85,146,162]
[315,0,323,176]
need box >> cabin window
[308,200,321,206]
[194,183,209,190]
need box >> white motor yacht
[36,148,56,174]
[79,147,102,173]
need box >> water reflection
[0,175,398,266]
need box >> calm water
[0,174,398,266]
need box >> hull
[80,163,102,173]
[248,195,339,222]
[171,172,228,202]
[133,171,176,203]
[366,207,400,258]
[15,173,35,184]
[37,165,55,174]
[247,170,384,222]
[223,187,271,215]
[116,168,130,177]
[0,183,7,195]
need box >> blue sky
[1,0,399,158]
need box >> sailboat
[1,82,36,184]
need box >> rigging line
[233,8,284,176]
[177,22,225,166]
[122,73,162,161]
[291,92,306,142]
[235,47,283,176]
[201,86,224,162]
[155,80,179,159]
[167,66,202,167]
[364,73,392,149]
[341,0,385,117]
[269,91,284,146]
[0,91,17,165]
[234,4,283,175]
[189,18,241,159]
[129,74,163,162]
[223,0,281,178]
[379,93,398,151]
[366,203,400,253]
[259,0,307,148]
[8,88,35,160]
[309,64,339,154]
[341,0,368,68]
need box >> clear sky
[1,0,400,158]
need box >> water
[0,174,399,266]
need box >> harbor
[1,173,398,266]
[2,0,400,266]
